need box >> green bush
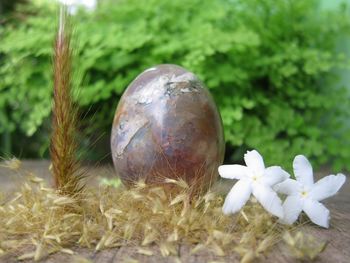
[0,0,27,15]
[1,0,350,171]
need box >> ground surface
[0,160,349,263]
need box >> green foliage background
[1,0,350,171]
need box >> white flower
[219,150,290,217]
[274,155,346,228]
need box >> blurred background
[0,0,350,172]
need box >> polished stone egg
[111,64,225,190]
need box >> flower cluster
[219,150,346,228]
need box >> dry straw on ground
[0,164,326,263]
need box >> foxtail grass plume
[50,6,84,196]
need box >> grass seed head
[0,174,323,262]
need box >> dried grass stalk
[283,231,327,261]
[0,174,305,262]
[50,6,84,196]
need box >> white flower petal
[222,179,252,214]
[273,179,300,195]
[244,150,265,173]
[218,165,249,180]
[262,166,290,186]
[303,199,330,228]
[252,185,284,218]
[310,173,346,201]
[280,195,303,225]
[293,155,314,186]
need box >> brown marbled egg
[111,64,225,190]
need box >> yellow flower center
[301,191,308,198]
[252,172,261,182]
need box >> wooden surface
[0,160,349,263]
